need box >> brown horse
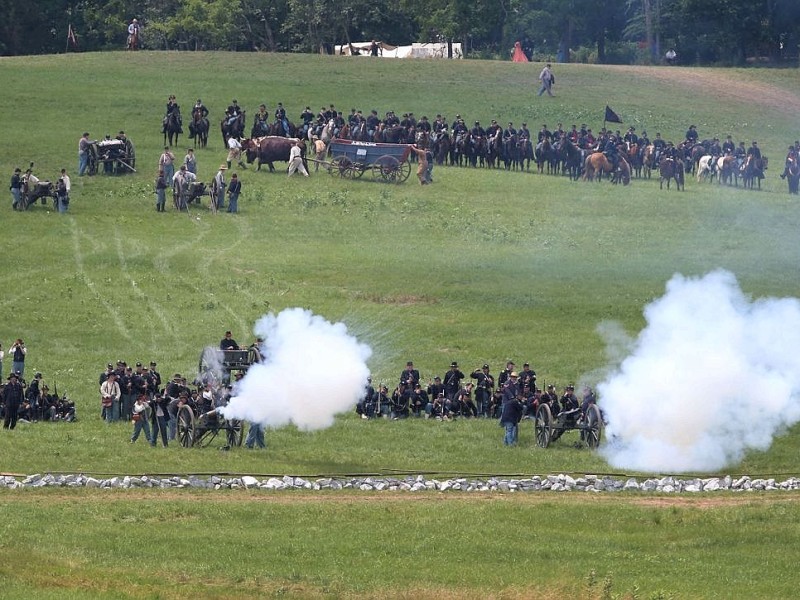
[659,157,684,190]
[741,154,766,190]
[583,153,631,185]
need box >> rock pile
[1,473,799,492]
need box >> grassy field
[1,52,800,598]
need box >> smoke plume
[598,270,800,473]
[220,308,372,430]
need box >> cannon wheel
[329,155,354,178]
[372,155,401,183]
[535,403,553,448]
[177,404,196,448]
[584,404,603,449]
[226,420,244,447]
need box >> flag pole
[66,25,70,53]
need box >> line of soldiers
[356,360,593,423]
[1,371,75,428]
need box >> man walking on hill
[537,63,554,97]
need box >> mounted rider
[163,95,181,133]
[127,18,140,49]
[225,99,242,127]
[603,134,620,172]
[299,106,314,138]
[192,98,209,119]
[275,102,290,136]
[253,104,270,137]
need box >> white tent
[335,42,463,59]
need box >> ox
[242,136,304,172]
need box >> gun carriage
[176,348,258,448]
[534,402,603,449]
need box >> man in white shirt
[287,140,309,177]
[227,136,246,169]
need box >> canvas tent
[335,41,463,59]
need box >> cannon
[86,137,136,175]
[176,346,261,449]
[20,174,57,210]
[534,402,603,449]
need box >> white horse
[320,118,335,143]
[696,154,716,182]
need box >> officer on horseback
[253,104,270,137]
[604,134,620,173]
[192,99,208,119]
[275,102,290,137]
[163,95,181,133]
[225,100,241,127]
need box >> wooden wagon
[327,139,413,183]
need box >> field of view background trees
[2,0,799,65]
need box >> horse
[486,130,502,169]
[452,132,468,166]
[535,139,556,174]
[517,138,533,171]
[696,155,717,183]
[583,153,631,185]
[221,112,246,146]
[658,157,684,190]
[320,119,335,144]
[432,131,451,166]
[269,119,297,138]
[502,134,519,170]
[188,109,209,148]
[741,154,766,189]
[626,143,643,178]
[556,137,583,181]
[642,145,656,179]
[716,155,737,186]
[785,155,800,195]
[126,30,139,51]
[163,109,182,147]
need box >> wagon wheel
[535,403,553,448]
[177,404,196,448]
[583,404,603,449]
[226,419,244,447]
[397,159,412,182]
[329,155,354,178]
[372,155,401,183]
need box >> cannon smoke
[220,308,372,430]
[598,270,800,473]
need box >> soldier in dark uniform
[410,383,429,417]
[497,360,515,389]
[519,362,536,393]
[275,102,289,136]
[685,124,698,144]
[357,377,376,418]
[426,376,444,407]
[400,361,420,388]
[443,362,465,400]
[747,140,761,159]
[603,135,620,170]
[3,372,24,429]
[164,95,180,132]
[470,364,495,417]
[366,110,380,138]
[502,122,516,141]
[300,106,315,137]
[722,135,735,155]
[623,127,638,146]
[417,116,431,133]
[538,124,552,142]
[470,121,485,138]
[639,130,650,146]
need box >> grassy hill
[1,51,800,598]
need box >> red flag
[67,24,78,49]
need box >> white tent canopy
[335,41,463,59]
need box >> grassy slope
[1,52,800,598]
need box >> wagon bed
[327,139,413,183]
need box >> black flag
[604,105,622,124]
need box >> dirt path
[602,64,800,118]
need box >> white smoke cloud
[598,270,800,473]
[220,308,372,430]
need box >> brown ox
[583,152,631,185]
[241,136,303,172]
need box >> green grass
[1,51,800,598]
[1,490,799,599]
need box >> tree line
[2,0,799,65]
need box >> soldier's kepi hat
[8,372,18,380]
